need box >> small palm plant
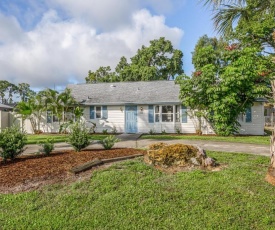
[99,135,120,150]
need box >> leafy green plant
[88,121,97,133]
[102,129,108,135]
[161,129,166,135]
[175,127,181,134]
[0,125,27,162]
[99,135,119,150]
[59,120,73,134]
[67,122,90,152]
[111,126,117,134]
[39,138,55,156]
[148,129,155,135]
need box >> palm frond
[201,0,246,8]
[213,4,249,36]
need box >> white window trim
[95,106,102,119]
[154,105,181,123]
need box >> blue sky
[0,0,217,90]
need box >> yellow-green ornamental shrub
[148,143,201,167]
[68,121,90,152]
[99,135,119,150]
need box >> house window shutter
[148,105,154,123]
[102,106,108,119]
[246,107,252,122]
[181,105,187,123]
[90,106,95,119]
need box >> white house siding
[83,105,125,133]
[238,102,265,135]
[137,105,196,134]
[19,103,265,135]
[40,115,60,133]
[0,111,16,130]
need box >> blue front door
[125,105,137,133]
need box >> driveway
[22,134,270,157]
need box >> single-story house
[63,81,265,135]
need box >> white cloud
[47,0,186,31]
[0,6,183,89]
[0,14,24,43]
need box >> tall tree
[85,37,184,83]
[85,66,116,83]
[178,35,270,136]
[201,0,275,100]
[0,80,12,104]
[201,0,275,182]
[17,83,34,102]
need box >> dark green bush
[39,138,55,156]
[99,135,119,150]
[0,125,27,162]
[67,122,90,152]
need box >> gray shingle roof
[0,103,13,110]
[67,81,181,105]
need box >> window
[246,107,252,122]
[162,106,173,122]
[90,106,108,119]
[155,106,160,122]
[175,105,180,122]
[96,106,102,118]
[53,114,59,122]
[237,107,252,123]
[46,111,59,123]
[153,105,183,123]
[46,111,52,123]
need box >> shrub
[102,129,108,134]
[39,138,54,156]
[0,125,27,162]
[175,127,181,134]
[99,135,119,150]
[161,129,166,135]
[148,129,155,135]
[67,122,90,152]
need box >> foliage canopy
[85,37,183,83]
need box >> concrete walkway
[22,134,270,157]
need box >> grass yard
[26,134,109,144]
[141,134,270,145]
[1,151,275,229]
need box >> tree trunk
[271,80,275,126]
[266,131,275,185]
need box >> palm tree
[58,88,76,120]
[43,88,76,131]
[202,0,274,36]
[16,92,46,133]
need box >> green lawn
[1,151,275,229]
[141,134,270,145]
[26,134,109,144]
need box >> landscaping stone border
[70,154,144,174]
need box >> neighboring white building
[0,103,13,131]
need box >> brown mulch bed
[0,148,145,194]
